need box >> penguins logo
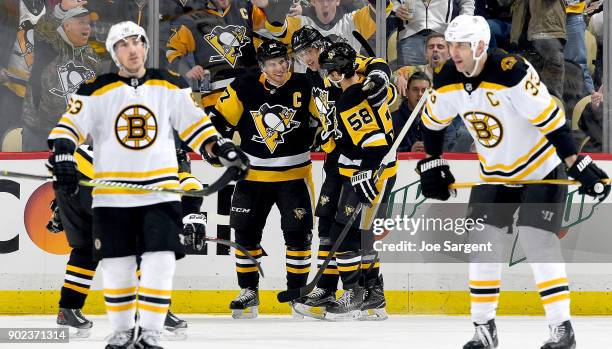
[251,103,300,153]
[115,105,158,150]
[49,61,95,104]
[319,195,330,206]
[205,25,251,67]
[313,87,341,141]
[463,111,503,148]
[344,205,355,216]
[293,208,307,220]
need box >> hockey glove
[47,153,79,196]
[415,157,456,201]
[567,155,610,201]
[362,70,389,108]
[210,138,250,180]
[46,199,64,233]
[182,213,207,251]
[351,169,379,206]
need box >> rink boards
[1,152,612,315]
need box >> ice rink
[1,315,610,348]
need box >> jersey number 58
[347,108,373,131]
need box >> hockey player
[290,26,392,320]
[209,39,317,319]
[48,146,203,339]
[417,15,609,349]
[47,21,248,349]
[165,0,268,107]
[312,42,397,321]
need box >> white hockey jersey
[422,52,565,181]
[48,69,219,208]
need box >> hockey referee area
[1,315,611,348]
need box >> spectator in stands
[510,0,566,98]
[21,1,100,151]
[392,72,464,152]
[299,0,365,23]
[0,0,47,147]
[394,32,449,97]
[475,0,512,51]
[165,0,266,108]
[574,84,602,152]
[394,0,474,67]
[255,0,392,55]
[564,1,594,93]
[587,5,603,88]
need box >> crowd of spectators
[0,0,606,152]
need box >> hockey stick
[450,178,611,189]
[352,30,375,57]
[0,167,240,198]
[277,89,430,303]
[202,236,265,277]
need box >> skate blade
[359,308,388,321]
[162,327,187,341]
[58,325,91,339]
[292,303,326,320]
[231,306,258,319]
[324,310,361,322]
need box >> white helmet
[105,21,149,69]
[445,15,490,77]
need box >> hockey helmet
[291,26,329,54]
[256,39,289,64]
[105,21,149,69]
[318,42,357,77]
[445,15,490,76]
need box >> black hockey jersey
[330,79,397,180]
[210,72,318,182]
[165,0,266,89]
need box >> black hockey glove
[362,69,389,108]
[209,138,250,180]
[47,153,79,196]
[46,199,64,233]
[567,155,610,201]
[351,169,379,206]
[182,213,207,251]
[415,157,456,201]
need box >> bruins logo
[115,105,158,150]
[205,25,251,67]
[313,87,341,141]
[463,111,503,148]
[251,103,300,153]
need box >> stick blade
[277,287,308,303]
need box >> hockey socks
[101,256,138,331]
[235,245,263,289]
[60,247,98,309]
[138,251,175,331]
[286,246,311,289]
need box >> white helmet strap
[464,41,487,78]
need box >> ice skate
[292,287,336,320]
[463,319,498,349]
[541,320,576,349]
[360,276,388,321]
[134,329,163,349]
[229,287,259,319]
[162,310,187,340]
[56,308,92,338]
[325,286,365,321]
[104,328,135,349]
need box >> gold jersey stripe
[95,167,178,179]
[137,301,169,313]
[66,265,96,277]
[139,287,172,297]
[104,287,137,295]
[63,282,89,295]
[92,81,124,96]
[469,280,501,287]
[541,293,571,305]
[245,164,312,182]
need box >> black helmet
[291,25,328,53]
[256,39,289,64]
[318,42,357,76]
